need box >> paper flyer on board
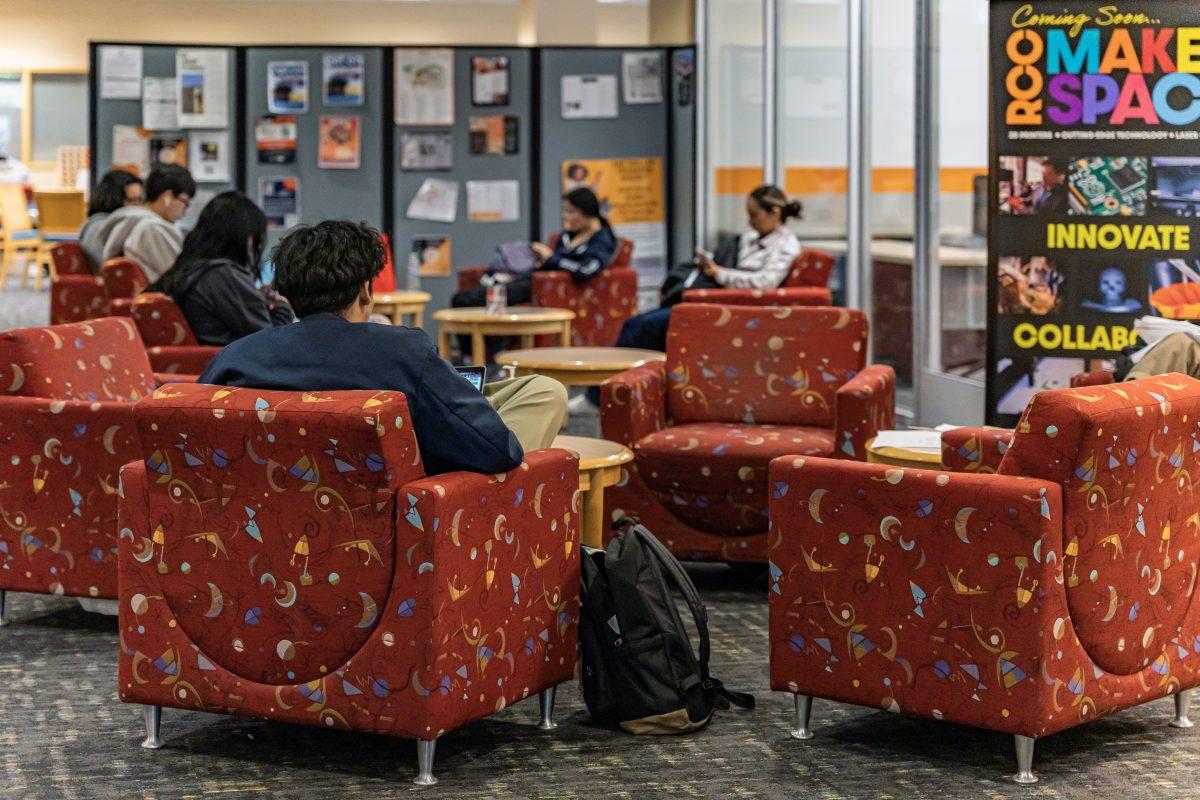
[468,115,518,156]
[259,176,301,230]
[318,115,361,169]
[467,180,520,222]
[188,130,230,182]
[471,56,510,106]
[406,178,458,223]
[393,48,454,125]
[176,49,229,128]
[112,125,150,177]
[411,236,451,277]
[141,77,178,130]
[100,46,142,99]
[400,132,453,171]
[149,133,188,170]
[561,75,619,119]
[622,52,663,105]
[322,53,365,107]
[268,61,309,114]
[255,115,298,164]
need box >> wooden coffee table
[434,307,574,366]
[372,290,432,327]
[866,437,944,469]
[553,435,634,549]
[496,346,666,387]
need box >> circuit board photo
[1069,156,1148,216]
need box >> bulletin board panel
[538,48,674,299]
[243,47,386,252]
[392,47,534,335]
[90,44,241,203]
[669,47,697,279]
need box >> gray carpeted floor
[0,284,50,331]
[2,570,1198,800]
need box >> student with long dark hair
[151,191,293,346]
[79,170,144,271]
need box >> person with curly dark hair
[199,220,566,475]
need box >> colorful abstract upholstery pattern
[118,383,581,740]
[1072,370,1116,388]
[146,346,219,375]
[769,374,1200,741]
[0,318,157,600]
[940,427,1013,474]
[101,258,149,300]
[680,286,832,308]
[51,242,90,277]
[601,306,894,563]
[531,268,638,347]
[50,275,107,324]
[782,250,835,289]
[128,293,200,346]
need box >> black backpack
[579,517,755,734]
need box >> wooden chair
[34,189,86,288]
[0,184,40,290]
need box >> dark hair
[145,164,197,203]
[272,221,386,317]
[1042,157,1070,176]
[155,192,267,296]
[749,184,803,223]
[88,169,142,216]
[563,187,611,231]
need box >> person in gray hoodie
[78,170,143,272]
[99,164,195,282]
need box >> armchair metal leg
[141,705,164,750]
[790,694,815,740]
[537,686,558,731]
[0,589,7,626]
[414,739,438,786]
[1171,689,1195,729]
[1012,734,1037,784]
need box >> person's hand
[697,255,719,278]
[531,242,554,264]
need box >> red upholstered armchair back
[51,242,90,276]
[101,258,149,300]
[0,317,155,402]
[664,305,868,427]
[999,374,1200,678]
[781,249,835,289]
[129,292,199,346]
[132,384,425,685]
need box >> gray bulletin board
[91,45,240,200]
[538,48,673,302]
[244,47,385,251]
[392,47,534,336]
[669,47,696,276]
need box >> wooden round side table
[433,307,575,366]
[865,437,944,470]
[553,434,634,549]
[372,290,432,327]
[496,346,665,387]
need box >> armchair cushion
[0,317,155,402]
[635,422,835,535]
[940,426,1013,473]
[998,373,1200,676]
[131,383,424,685]
[681,286,832,307]
[665,305,868,428]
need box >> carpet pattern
[1,566,1198,800]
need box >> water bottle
[486,277,508,315]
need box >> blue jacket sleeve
[412,348,524,475]
[542,230,618,283]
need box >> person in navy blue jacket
[199,221,567,476]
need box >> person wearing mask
[99,164,195,282]
[149,191,293,346]
[199,220,567,476]
[79,170,144,271]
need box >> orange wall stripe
[714,166,986,196]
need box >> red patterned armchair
[101,257,149,302]
[117,383,581,785]
[50,274,107,324]
[600,304,894,564]
[119,292,220,375]
[51,242,90,277]
[457,236,638,346]
[681,249,835,308]
[769,374,1200,783]
[0,318,162,616]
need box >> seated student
[150,191,294,346]
[451,187,617,310]
[79,170,144,272]
[199,221,568,476]
[99,164,195,282]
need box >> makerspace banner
[989,1,1200,424]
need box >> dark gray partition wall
[244,47,385,250]
[538,48,672,300]
[91,45,240,198]
[669,47,697,272]
[392,48,534,334]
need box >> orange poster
[318,115,361,170]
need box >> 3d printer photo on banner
[988,0,1200,424]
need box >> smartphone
[455,366,486,392]
[695,247,714,262]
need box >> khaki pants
[484,375,568,453]
[1127,333,1200,381]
